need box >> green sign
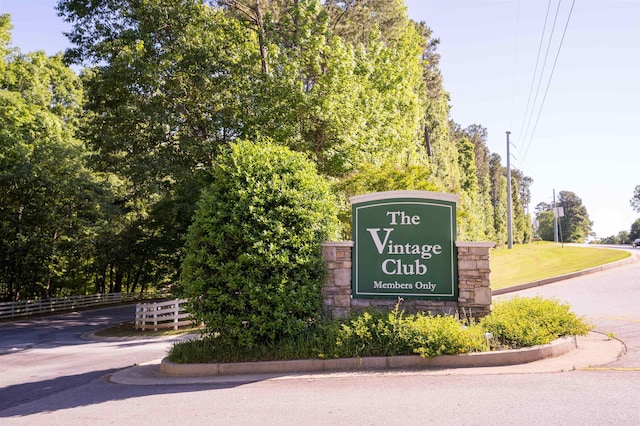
[351,191,458,300]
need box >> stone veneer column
[321,242,353,319]
[456,241,495,318]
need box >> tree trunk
[114,266,123,293]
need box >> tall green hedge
[180,140,340,347]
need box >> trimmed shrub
[180,139,340,347]
[481,296,592,348]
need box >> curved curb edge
[159,335,577,377]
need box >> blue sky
[2,0,639,238]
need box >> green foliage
[251,0,427,177]
[169,320,342,363]
[56,0,433,296]
[325,0,409,47]
[595,231,630,245]
[335,307,489,358]
[450,123,496,242]
[455,136,485,241]
[22,0,538,303]
[333,162,440,237]
[557,191,593,243]
[169,296,590,363]
[629,218,640,241]
[630,185,640,213]
[510,178,530,244]
[535,191,593,243]
[481,296,592,348]
[535,209,554,241]
[180,139,340,347]
[0,20,113,301]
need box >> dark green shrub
[481,296,592,348]
[180,139,340,348]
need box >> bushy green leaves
[481,296,592,348]
[631,185,640,213]
[0,23,110,300]
[170,297,590,363]
[535,191,593,243]
[335,308,489,358]
[180,139,340,347]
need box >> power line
[519,0,576,166]
[516,0,552,141]
[517,1,576,163]
[518,0,563,154]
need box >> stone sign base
[321,241,494,319]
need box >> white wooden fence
[135,298,192,331]
[0,292,144,320]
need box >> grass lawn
[490,241,631,290]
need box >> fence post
[142,302,149,331]
[173,299,179,330]
[153,302,158,331]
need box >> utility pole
[553,189,558,242]
[506,131,513,249]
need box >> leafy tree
[60,0,428,180]
[593,231,629,245]
[57,0,434,291]
[631,185,640,213]
[59,1,255,188]
[324,0,408,47]
[630,218,640,241]
[511,178,530,244]
[536,210,555,241]
[489,154,507,244]
[484,151,533,245]
[596,235,616,245]
[455,136,485,240]
[0,17,108,300]
[617,230,631,244]
[511,168,533,212]
[58,0,261,290]
[180,140,340,347]
[451,124,493,212]
[557,191,592,243]
[535,191,592,243]
[450,124,495,241]
[333,162,440,238]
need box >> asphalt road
[0,304,186,412]
[1,253,639,424]
[495,248,640,369]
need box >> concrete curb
[159,335,577,377]
[492,253,637,296]
[108,332,624,384]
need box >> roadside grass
[490,241,630,290]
